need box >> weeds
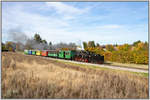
[2,52,149,99]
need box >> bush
[86,41,148,64]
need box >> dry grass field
[2,52,149,99]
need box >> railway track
[49,57,148,73]
[24,54,148,73]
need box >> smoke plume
[8,28,28,44]
[6,28,77,51]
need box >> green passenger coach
[58,50,65,59]
[32,50,36,55]
[24,49,104,64]
[24,50,28,55]
[48,50,58,58]
[65,50,76,60]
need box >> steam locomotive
[24,50,104,64]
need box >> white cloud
[2,5,72,43]
[46,2,89,15]
[96,24,123,29]
[2,2,148,45]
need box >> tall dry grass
[2,52,149,99]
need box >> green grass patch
[54,60,106,70]
[105,61,148,70]
[55,60,148,78]
[132,72,149,77]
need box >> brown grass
[2,52,149,99]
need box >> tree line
[83,40,148,64]
[2,33,148,64]
[2,33,77,51]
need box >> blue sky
[2,2,148,45]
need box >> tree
[34,33,42,43]
[133,40,141,46]
[144,41,149,50]
[5,41,16,51]
[2,42,6,50]
[49,42,52,46]
[88,41,95,48]
[117,44,131,51]
[42,40,47,44]
[106,44,115,52]
[114,44,118,47]
[96,43,100,47]
[83,42,88,50]
[48,42,52,50]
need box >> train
[24,50,104,64]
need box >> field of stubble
[2,52,148,99]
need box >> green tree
[133,40,141,46]
[34,33,42,43]
[42,40,47,44]
[83,42,88,50]
[96,43,100,47]
[49,42,52,46]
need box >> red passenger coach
[41,50,48,56]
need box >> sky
[2,2,148,45]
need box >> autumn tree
[117,44,131,51]
[132,41,149,64]
[106,44,115,52]
[88,41,95,48]
[82,40,148,64]
[2,42,6,51]
[5,41,16,51]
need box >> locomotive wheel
[78,57,81,61]
[82,58,85,62]
[85,59,88,62]
[79,58,82,62]
[75,57,78,61]
[75,57,79,61]
[83,59,85,62]
[80,58,82,62]
[77,57,81,61]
